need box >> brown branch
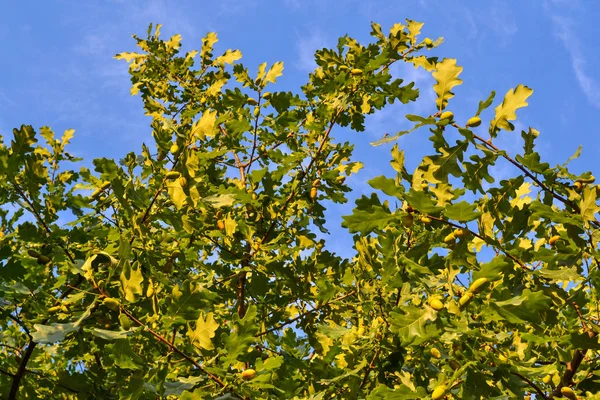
[23,368,79,394]
[244,90,262,176]
[0,344,23,356]
[360,346,381,389]
[6,313,31,339]
[8,341,36,400]
[425,214,528,270]
[0,368,15,378]
[256,291,356,337]
[511,371,547,400]
[236,271,247,318]
[119,308,229,390]
[260,108,344,245]
[548,330,597,399]
[470,131,600,229]
[218,125,246,182]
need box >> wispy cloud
[488,0,518,46]
[550,15,600,109]
[295,28,329,72]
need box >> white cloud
[295,29,329,72]
[488,0,518,46]
[550,15,600,109]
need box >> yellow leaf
[406,19,424,44]
[166,180,187,209]
[432,58,463,110]
[120,261,144,303]
[187,312,218,350]
[201,32,218,57]
[214,49,242,66]
[61,129,75,146]
[114,52,145,63]
[264,61,284,84]
[409,55,437,72]
[489,84,533,136]
[165,34,182,51]
[192,110,218,139]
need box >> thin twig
[511,372,547,400]
[256,291,356,337]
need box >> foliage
[1,20,599,399]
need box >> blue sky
[1,0,599,254]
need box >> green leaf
[491,289,551,324]
[537,266,583,283]
[223,305,258,365]
[368,176,404,198]
[489,84,533,137]
[476,91,496,116]
[403,189,444,214]
[432,58,463,110]
[367,384,426,399]
[342,194,395,234]
[580,186,600,226]
[473,256,510,282]
[163,377,204,396]
[32,322,78,344]
[187,312,218,350]
[389,306,436,344]
[202,194,236,208]
[107,340,144,370]
[92,328,136,341]
[443,201,481,222]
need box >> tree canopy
[1,20,599,399]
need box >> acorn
[549,235,561,246]
[440,111,454,121]
[428,297,444,311]
[468,277,489,294]
[48,306,62,314]
[443,232,456,244]
[166,171,180,180]
[103,297,120,310]
[466,116,482,127]
[453,228,468,238]
[241,369,256,380]
[560,387,576,400]
[119,314,132,331]
[27,249,41,258]
[37,255,51,265]
[350,68,363,76]
[432,385,447,400]
[458,292,474,309]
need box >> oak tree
[1,20,599,399]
